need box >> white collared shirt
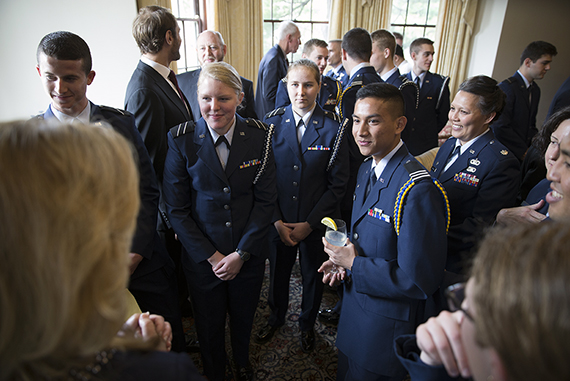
[51,102,90,124]
[410,71,427,88]
[443,129,490,172]
[207,118,236,169]
[517,70,532,88]
[380,66,398,82]
[349,62,372,79]
[140,56,183,100]
[371,140,404,180]
[292,104,316,143]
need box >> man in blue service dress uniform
[321,83,449,381]
[35,31,184,351]
[326,39,348,88]
[405,38,450,156]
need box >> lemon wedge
[321,217,337,231]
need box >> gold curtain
[328,0,393,40]
[135,0,178,72]
[208,0,264,84]
[432,0,478,96]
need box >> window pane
[311,0,330,22]
[263,22,274,56]
[178,20,200,73]
[426,0,440,25]
[391,0,409,25]
[272,0,293,20]
[406,0,429,25]
[263,0,273,19]
[293,0,311,20]
[172,0,197,18]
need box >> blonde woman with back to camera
[0,120,203,381]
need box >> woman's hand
[121,312,173,352]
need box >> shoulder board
[504,76,517,85]
[488,140,514,159]
[280,77,287,84]
[363,156,373,162]
[32,114,44,120]
[170,120,195,138]
[323,110,341,123]
[403,160,431,182]
[433,73,448,81]
[245,118,268,131]
[265,107,286,119]
[350,78,364,87]
[399,74,410,83]
[98,105,131,117]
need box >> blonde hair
[197,61,243,97]
[471,221,570,380]
[0,119,140,380]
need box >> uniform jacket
[177,68,257,121]
[524,177,550,215]
[255,44,288,118]
[547,74,570,119]
[124,60,193,182]
[431,131,520,270]
[273,75,342,113]
[492,71,540,161]
[384,68,420,141]
[337,145,448,377]
[39,103,170,278]
[264,104,349,231]
[325,65,348,88]
[162,115,277,265]
[404,71,450,155]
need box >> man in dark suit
[125,6,194,315]
[336,27,383,225]
[370,29,419,142]
[326,39,348,87]
[405,38,450,156]
[321,83,448,380]
[274,38,342,112]
[255,20,301,117]
[177,30,257,121]
[492,41,557,161]
[35,31,184,352]
[547,75,570,119]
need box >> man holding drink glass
[320,83,449,381]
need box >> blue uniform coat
[255,44,288,117]
[337,145,448,378]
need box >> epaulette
[170,120,195,138]
[393,159,450,235]
[488,140,513,160]
[265,107,286,119]
[280,77,287,84]
[32,114,44,120]
[363,156,373,162]
[326,118,348,172]
[99,105,130,116]
[323,110,341,123]
[245,118,268,131]
[436,75,450,110]
[399,81,420,110]
[253,123,275,185]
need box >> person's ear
[87,70,96,86]
[395,115,407,134]
[36,65,41,77]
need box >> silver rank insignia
[470,158,481,166]
[199,134,205,139]
[466,166,476,173]
[500,150,508,155]
[469,149,475,154]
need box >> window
[263,0,332,62]
[172,0,204,73]
[390,0,440,61]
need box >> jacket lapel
[439,132,494,183]
[283,107,303,159]
[225,116,250,178]
[194,119,227,183]
[300,107,323,153]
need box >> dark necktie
[214,135,230,149]
[443,145,461,172]
[364,169,377,200]
[297,119,305,145]
[415,76,421,88]
[168,70,188,107]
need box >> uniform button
[293,181,298,187]
[224,204,230,210]
[353,233,359,240]
[293,165,299,171]
[353,194,356,201]
[292,196,297,201]
[223,187,230,193]
[226,222,232,228]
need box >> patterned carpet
[183,258,340,380]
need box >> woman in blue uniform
[162,62,277,381]
[430,75,520,275]
[255,59,349,352]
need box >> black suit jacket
[124,60,193,182]
[255,44,288,117]
[492,71,540,161]
[177,68,257,122]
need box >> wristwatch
[236,248,250,262]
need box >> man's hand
[416,311,471,378]
[496,200,546,226]
[282,221,313,243]
[318,259,346,287]
[129,253,144,274]
[322,237,357,270]
[212,252,244,281]
[275,220,296,246]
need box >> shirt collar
[349,62,372,79]
[380,66,398,82]
[517,70,532,88]
[292,103,316,127]
[332,63,343,73]
[410,71,426,85]
[51,102,91,124]
[371,140,403,179]
[141,56,170,81]
[456,128,490,154]
[207,117,237,146]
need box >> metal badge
[466,166,476,173]
[470,158,481,166]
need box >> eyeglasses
[445,282,474,321]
